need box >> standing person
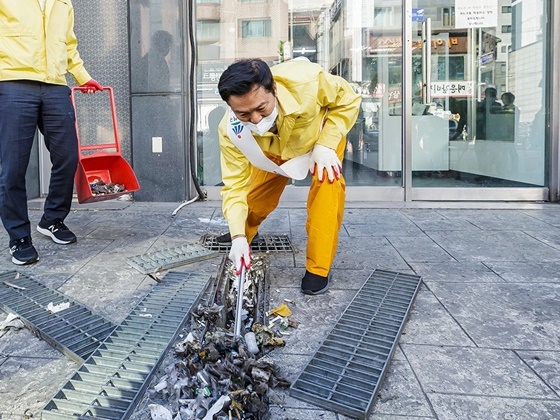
[137,30,173,92]
[216,58,361,295]
[500,92,520,142]
[476,86,501,139]
[0,0,102,265]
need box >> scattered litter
[3,280,25,290]
[90,178,126,196]
[244,331,259,354]
[0,313,24,338]
[148,403,173,420]
[150,256,290,418]
[267,301,292,317]
[46,301,71,313]
[202,395,230,420]
[148,267,165,283]
[154,376,168,393]
[252,322,285,347]
[139,313,153,318]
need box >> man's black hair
[218,59,275,103]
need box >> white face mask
[242,106,278,136]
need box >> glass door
[408,0,549,200]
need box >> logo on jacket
[231,120,244,136]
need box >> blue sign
[412,8,425,22]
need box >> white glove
[309,144,342,183]
[229,236,252,274]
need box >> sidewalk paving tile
[402,345,556,398]
[427,394,560,420]
[427,282,560,349]
[517,351,560,394]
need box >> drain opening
[146,255,291,418]
[200,233,294,253]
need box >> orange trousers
[244,138,346,277]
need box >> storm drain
[0,271,116,363]
[200,233,294,253]
[41,271,211,419]
[126,243,219,274]
[289,269,422,419]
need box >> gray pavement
[1,198,560,419]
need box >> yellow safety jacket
[218,59,361,237]
[0,0,91,86]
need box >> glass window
[410,0,548,189]
[441,7,455,27]
[197,20,220,42]
[240,19,271,38]
[129,0,181,94]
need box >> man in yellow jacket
[0,0,102,265]
[217,58,361,294]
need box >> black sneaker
[37,220,77,245]
[216,232,261,245]
[301,270,330,295]
[9,237,39,265]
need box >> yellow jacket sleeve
[65,3,91,86]
[316,71,362,150]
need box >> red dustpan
[71,86,140,204]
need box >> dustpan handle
[71,86,121,154]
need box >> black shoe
[37,219,77,245]
[216,232,261,245]
[9,237,39,265]
[301,270,329,295]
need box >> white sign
[455,0,498,28]
[431,81,474,97]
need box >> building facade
[34,0,560,203]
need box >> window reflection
[195,0,548,190]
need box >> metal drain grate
[200,233,294,253]
[0,271,116,363]
[289,269,422,419]
[127,243,219,274]
[41,271,211,419]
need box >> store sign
[371,82,386,98]
[388,87,402,103]
[431,81,474,97]
[368,35,467,54]
[412,8,425,22]
[455,0,498,29]
[480,52,494,65]
[198,62,231,84]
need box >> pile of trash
[148,257,294,419]
[89,178,126,195]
